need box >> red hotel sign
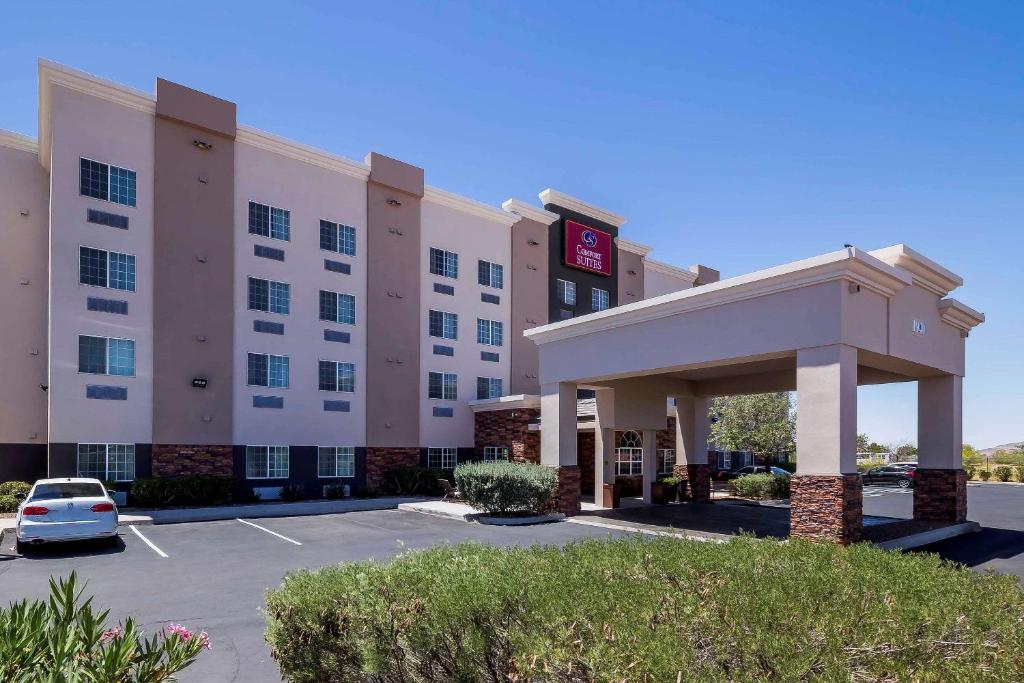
[564,220,612,276]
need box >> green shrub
[728,472,790,500]
[979,470,992,481]
[1016,466,1024,483]
[0,572,209,680]
[0,495,19,513]
[380,466,452,496]
[994,466,1013,482]
[0,480,30,497]
[324,484,346,499]
[265,537,1024,682]
[130,475,234,508]
[965,465,977,480]
[454,461,557,516]
[775,461,797,473]
[280,483,305,502]
[857,459,888,473]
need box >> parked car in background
[714,466,791,481]
[14,478,118,552]
[862,465,916,488]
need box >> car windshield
[29,483,106,500]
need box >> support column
[915,375,966,523]
[673,396,712,503]
[792,344,862,544]
[593,388,617,506]
[541,382,580,515]
[641,429,657,503]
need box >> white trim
[236,125,370,181]
[501,198,560,226]
[938,298,985,333]
[424,186,519,226]
[538,188,626,228]
[130,525,168,558]
[469,394,541,412]
[869,244,963,297]
[616,237,652,257]
[644,258,699,284]
[0,129,37,154]
[525,247,912,345]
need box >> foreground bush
[454,461,556,515]
[0,572,209,680]
[130,475,233,508]
[729,472,790,499]
[0,480,30,498]
[0,495,18,513]
[380,466,452,497]
[266,536,1024,682]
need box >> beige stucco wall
[509,215,550,395]
[617,249,645,306]
[643,264,695,298]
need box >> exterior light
[192,378,208,389]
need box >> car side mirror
[14,492,26,500]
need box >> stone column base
[913,469,967,523]
[152,445,233,476]
[790,474,862,544]
[673,463,712,503]
[551,465,581,516]
[365,447,420,489]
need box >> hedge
[379,466,453,497]
[265,537,1024,682]
[729,472,790,500]
[0,495,18,513]
[454,461,557,516]
[130,475,233,508]
[0,480,30,498]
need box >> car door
[863,467,883,484]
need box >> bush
[265,537,1024,682]
[979,470,992,481]
[1016,466,1024,483]
[324,484,346,499]
[454,461,557,516]
[0,572,209,680]
[994,466,1013,482]
[775,461,797,473]
[965,465,977,480]
[130,475,234,508]
[280,483,305,502]
[0,480,30,498]
[380,466,452,496]
[728,472,790,500]
[857,459,888,473]
[0,495,18,513]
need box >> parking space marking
[863,486,913,497]
[236,518,302,545]
[129,525,168,558]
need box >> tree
[962,443,981,465]
[857,433,870,453]
[709,393,795,471]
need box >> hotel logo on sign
[564,220,612,276]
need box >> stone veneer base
[365,447,420,489]
[673,462,712,503]
[790,474,863,544]
[551,465,581,516]
[913,468,967,523]
[152,444,232,477]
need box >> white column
[675,396,711,466]
[594,427,616,503]
[796,344,857,475]
[918,375,963,469]
[540,381,577,467]
[641,429,657,503]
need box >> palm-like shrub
[454,462,557,516]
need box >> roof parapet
[538,188,626,228]
[869,244,963,297]
[501,199,560,226]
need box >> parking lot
[1,483,1022,683]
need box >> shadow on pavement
[10,535,126,560]
[913,527,1024,568]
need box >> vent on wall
[87,209,129,230]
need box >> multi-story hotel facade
[0,61,715,498]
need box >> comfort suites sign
[564,220,612,276]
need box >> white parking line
[236,518,302,546]
[129,525,168,558]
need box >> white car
[14,478,119,552]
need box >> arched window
[615,431,643,476]
[618,430,642,448]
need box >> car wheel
[897,478,912,489]
[103,535,119,549]
[15,539,31,555]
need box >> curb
[397,502,565,526]
[876,521,981,551]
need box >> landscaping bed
[265,536,1024,682]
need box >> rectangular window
[80,158,136,207]
[318,360,356,392]
[429,247,458,279]
[246,445,289,479]
[476,376,503,400]
[427,447,457,469]
[615,448,644,476]
[592,288,610,312]
[319,220,356,256]
[477,260,504,289]
[319,290,356,325]
[78,336,135,376]
[428,310,458,340]
[247,277,290,314]
[77,443,136,481]
[318,446,355,478]
[658,449,676,475]
[428,371,457,400]
[79,247,136,292]
[483,446,508,462]
[247,352,289,388]
[248,201,290,241]
[476,319,503,346]
[557,279,576,306]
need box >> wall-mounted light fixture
[628,269,637,275]
[196,335,208,343]
[198,175,209,184]
[192,139,213,151]
[196,255,208,263]
[19,209,29,216]
[527,239,539,246]
[386,198,402,206]
[848,284,861,294]
[192,377,208,389]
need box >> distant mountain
[980,442,1024,456]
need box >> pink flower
[100,626,123,642]
[165,623,212,650]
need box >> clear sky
[2,1,1020,449]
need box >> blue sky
[2,1,1020,449]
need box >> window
[428,310,458,340]
[429,247,458,279]
[247,277,290,314]
[319,290,356,325]
[78,336,135,376]
[483,446,508,462]
[476,376,503,400]
[247,353,289,388]
[80,247,136,292]
[557,279,576,306]
[80,158,136,207]
[248,201,290,241]
[246,445,289,479]
[476,319,503,346]
[592,288,610,312]
[428,371,457,400]
[658,449,676,475]
[320,220,356,256]
[427,447,457,469]
[77,443,136,481]
[318,360,355,392]
[477,260,503,289]
[318,447,355,478]
[615,430,644,476]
